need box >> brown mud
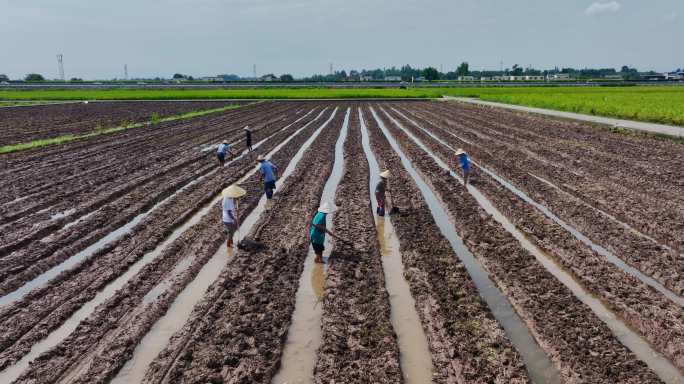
[361,106,531,383]
[313,108,402,383]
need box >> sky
[2,0,682,79]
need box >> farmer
[221,184,246,248]
[308,202,343,263]
[375,170,390,216]
[244,126,253,152]
[455,148,470,191]
[216,141,236,167]
[258,155,278,199]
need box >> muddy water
[371,107,560,384]
[0,109,319,309]
[272,107,349,384]
[391,107,684,307]
[382,108,684,384]
[110,108,339,384]
[359,109,433,383]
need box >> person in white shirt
[216,141,236,167]
[221,184,246,247]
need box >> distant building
[360,75,373,81]
[457,76,476,81]
[259,74,278,82]
[641,74,668,81]
[666,72,684,80]
[603,74,624,80]
[202,77,224,82]
[547,73,572,81]
[384,75,402,81]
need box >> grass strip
[0,104,244,155]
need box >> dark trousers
[264,180,276,199]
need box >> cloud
[662,12,677,23]
[585,1,622,16]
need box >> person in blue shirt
[455,148,470,191]
[258,155,279,199]
[216,141,236,167]
[308,202,343,263]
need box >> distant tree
[280,74,294,82]
[456,62,470,77]
[511,64,523,76]
[422,67,440,81]
[0,74,9,82]
[69,77,83,82]
[620,65,629,73]
[187,75,194,81]
[172,73,186,79]
[24,73,45,81]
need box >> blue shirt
[217,143,229,155]
[458,154,470,171]
[259,161,277,182]
[309,212,326,245]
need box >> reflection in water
[376,218,389,256]
[311,262,325,301]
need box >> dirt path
[444,97,684,137]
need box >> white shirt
[222,196,236,223]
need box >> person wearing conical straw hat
[375,170,390,217]
[308,202,343,264]
[216,140,237,167]
[258,155,279,200]
[244,126,253,152]
[454,148,470,191]
[222,184,246,248]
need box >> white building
[457,76,476,81]
[384,75,402,81]
[547,73,572,81]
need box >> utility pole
[500,59,503,74]
[57,54,65,81]
[329,62,333,76]
[124,64,128,80]
[253,64,257,80]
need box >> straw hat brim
[455,149,466,156]
[223,185,247,198]
[318,203,337,214]
[379,170,390,178]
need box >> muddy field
[0,100,682,383]
[0,100,248,146]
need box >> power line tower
[253,64,257,80]
[57,54,65,81]
[124,64,128,80]
[329,62,333,76]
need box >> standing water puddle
[111,107,339,384]
[371,107,560,384]
[0,109,319,309]
[272,107,349,384]
[381,107,684,384]
[390,107,684,307]
[359,109,433,383]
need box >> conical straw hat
[318,202,337,214]
[455,148,466,156]
[223,184,246,198]
[379,170,390,178]
[257,155,265,161]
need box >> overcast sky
[2,0,682,79]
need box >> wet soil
[140,106,345,384]
[0,107,324,374]
[395,102,684,285]
[373,106,663,383]
[382,105,684,376]
[0,101,248,146]
[361,106,530,383]
[313,108,402,383]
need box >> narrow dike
[402,103,684,291]
[0,104,297,294]
[271,107,349,384]
[138,105,344,384]
[384,105,684,379]
[361,106,531,383]
[0,108,329,383]
[313,106,402,383]
[358,109,434,383]
[374,105,675,383]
